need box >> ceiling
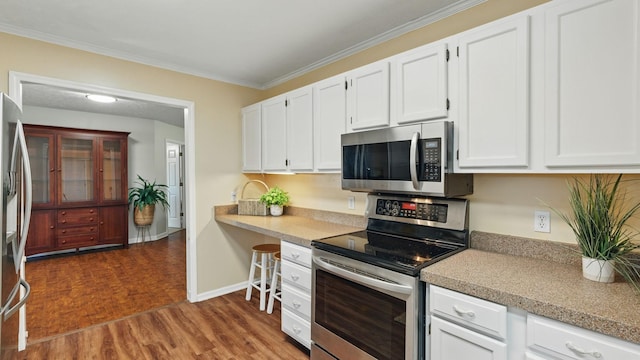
[2,0,483,124]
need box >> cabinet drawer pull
[290,274,300,281]
[291,252,300,259]
[89,209,94,213]
[292,300,301,308]
[565,341,602,358]
[49,226,54,229]
[452,304,476,319]
[292,325,301,334]
[61,230,66,234]
[89,218,94,221]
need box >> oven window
[315,269,406,360]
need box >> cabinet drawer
[282,260,311,292]
[280,241,312,267]
[281,283,311,320]
[430,285,507,340]
[58,208,99,225]
[56,225,98,237]
[527,314,640,360]
[282,309,311,349]
[57,234,98,248]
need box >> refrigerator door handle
[1,278,30,320]
[10,121,32,271]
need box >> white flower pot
[582,256,615,283]
[270,205,283,216]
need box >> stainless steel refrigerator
[0,93,32,356]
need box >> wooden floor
[8,230,309,359]
[25,230,187,341]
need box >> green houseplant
[552,174,640,290]
[128,175,170,226]
[259,186,290,216]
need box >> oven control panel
[375,199,447,223]
[367,194,468,231]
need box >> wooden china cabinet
[24,125,129,257]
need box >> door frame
[8,71,198,304]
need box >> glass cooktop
[312,229,465,276]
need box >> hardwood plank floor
[12,290,309,359]
[14,230,309,359]
[25,230,187,341]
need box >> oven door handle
[313,256,413,295]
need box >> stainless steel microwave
[341,121,473,197]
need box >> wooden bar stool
[245,243,280,311]
[267,251,281,314]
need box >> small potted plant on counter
[128,175,170,226]
[551,174,640,291]
[259,186,290,216]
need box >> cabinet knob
[100,221,104,225]
[49,226,54,229]
[89,209,94,213]
[62,220,66,224]
[89,227,94,231]
[62,230,66,234]
[49,168,54,172]
[89,218,93,222]
[61,240,66,244]
[90,237,94,240]
[61,211,66,215]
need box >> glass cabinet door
[58,136,95,204]
[25,133,55,207]
[100,139,125,202]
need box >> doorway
[8,71,198,341]
[166,141,185,230]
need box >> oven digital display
[401,202,416,211]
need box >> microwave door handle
[409,132,420,190]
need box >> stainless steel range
[311,193,469,360]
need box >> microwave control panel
[375,199,448,223]
[421,138,442,182]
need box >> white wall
[22,105,185,242]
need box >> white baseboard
[194,281,247,302]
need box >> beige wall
[0,31,264,295]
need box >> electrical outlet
[534,210,550,233]
[348,196,355,209]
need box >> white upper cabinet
[261,86,313,172]
[285,86,314,171]
[391,42,449,126]
[544,0,640,168]
[346,60,390,132]
[313,75,346,172]
[241,103,262,172]
[261,94,288,172]
[455,14,531,170]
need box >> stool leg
[259,252,268,311]
[245,251,258,301]
[267,259,280,314]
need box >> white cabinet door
[261,94,287,171]
[456,15,530,169]
[544,0,640,168]
[286,86,314,171]
[392,42,448,125]
[313,75,346,172]
[431,317,507,360]
[346,61,390,132]
[241,103,261,172]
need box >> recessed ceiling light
[86,94,117,103]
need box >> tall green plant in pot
[128,175,170,226]
[552,174,640,290]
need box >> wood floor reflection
[25,229,186,341]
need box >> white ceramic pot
[582,256,615,283]
[270,205,283,216]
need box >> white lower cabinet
[429,285,509,360]
[527,314,640,360]
[429,285,640,360]
[280,240,312,349]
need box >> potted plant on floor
[128,175,170,226]
[551,174,640,291]
[259,186,290,216]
